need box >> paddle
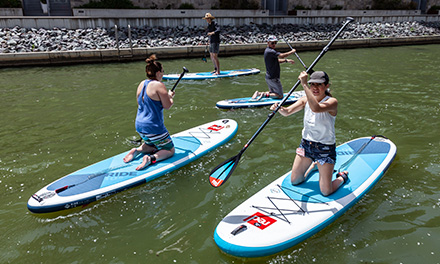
[130,66,189,145]
[282,37,311,72]
[209,17,354,188]
[202,44,208,62]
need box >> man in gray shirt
[253,36,296,100]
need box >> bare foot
[136,155,152,170]
[123,148,138,163]
[304,162,318,178]
[256,92,265,100]
[252,91,260,99]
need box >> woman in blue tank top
[123,55,175,170]
[270,71,349,196]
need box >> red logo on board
[207,125,224,131]
[243,212,276,230]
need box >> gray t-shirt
[264,47,281,79]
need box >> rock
[0,21,439,53]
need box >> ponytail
[325,88,333,97]
[145,54,163,80]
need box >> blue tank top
[135,80,168,135]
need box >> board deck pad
[28,119,238,213]
[214,136,396,258]
[163,68,260,80]
[216,91,305,109]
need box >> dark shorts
[265,77,283,97]
[138,131,174,151]
[209,42,220,54]
[298,138,336,165]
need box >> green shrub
[0,0,22,8]
[294,5,310,10]
[79,0,139,9]
[219,0,258,9]
[372,0,416,10]
[179,3,195,9]
[427,5,440,14]
[330,5,343,10]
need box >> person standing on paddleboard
[252,36,296,100]
[123,55,175,170]
[203,12,221,75]
[270,71,349,196]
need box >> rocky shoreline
[1,21,439,53]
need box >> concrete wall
[1,35,440,67]
[287,0,416,10]
[70,0,440,10]
[70,0,258,9]
[0,8,24,16]
[296,10,421,16]
[1,14,439,29]
[72,8,269,17]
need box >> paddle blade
[209,154,241,187]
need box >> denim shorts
[298,138,336,165]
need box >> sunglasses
[270,41,277,45]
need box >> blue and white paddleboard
[28,119,238,214]
[214,136,396,258]
[163,68,260,80]
[216,91,305,109]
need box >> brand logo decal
[243,212,276,230]
[207,124,224,131]
[209,177,223,187]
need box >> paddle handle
[171,67,189,92]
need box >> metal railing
[114,24,133,58]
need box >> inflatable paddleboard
[28,119,238,214]
[163,68,260,80]
[216,91,305,109]
[214,136,396,258]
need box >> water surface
[0,44,439,263]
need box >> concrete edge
[1,35,440,68]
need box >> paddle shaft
[282,37,309,70]
[240,17,354,155]
[171,67,189,91]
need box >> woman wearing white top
[270,71,348,196]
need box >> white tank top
[301,96,336,145]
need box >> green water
[1,44,439,263]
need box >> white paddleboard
[216,91,305,109]
[214,136,397,257]
[163,68,260,80]
[28,119,238,213]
